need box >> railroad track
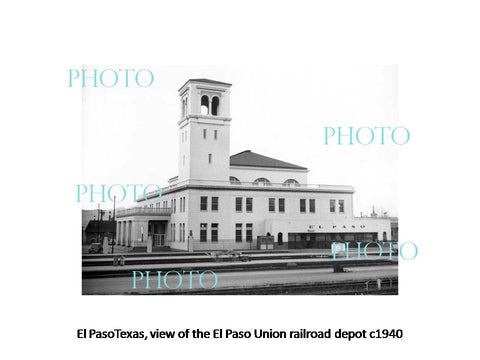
[122,277,398,295]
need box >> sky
[82,65,398,216]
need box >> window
[200,223,207,242]
[236,197,242,212]
[330,199,336,213]
[208,153,212,164]
[339,200,344,213]
[235,223,242,242]
[173,199,176,213]
[203,128,207,139]
[279,198,285,212]
[246,197,253,212]
[269,198,275,212]
[182,97,188,118]
[230,176,241,184]
[172,223,176,242]
[212,96,219,116]
[211,224,218,242]
[300,199,306,213]
[309,199,315,213]
[201,95,209,115]
[283,179,300,187]
[200,196,208,211]
[214,129,218,140]
[211,197,219,211]
[253,177,271,186]
[246,224,253,242]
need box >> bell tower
[177,79,232,182]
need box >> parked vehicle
[207,250,251,262]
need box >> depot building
[115,79,391,251]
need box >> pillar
[116,222,121,246]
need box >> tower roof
[178,78,232,91]
[230,150,308,170]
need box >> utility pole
[98,204,103,243]
[96,204,100,242]
[111,195,116,254]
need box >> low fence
[192,239,258,252]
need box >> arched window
[253,177,271,186]
[278,232,283,245]
[182,97,188,117]
[230,176,241,184]
[283,179,300,187]
[211,96,219,116]
[201,95,209,115]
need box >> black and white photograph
[80,67,399,295]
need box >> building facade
[115,79,391,251]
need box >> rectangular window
[211,196,219,211]
[172,223,176,242]
[211,223,218,242]
[235,223,242,242]
[309,199,315,213]
[330,199,336,213]
[246,197,253,212]
[279,198,285,213]
[208,153,212,164]
[246,223,253,242]
[339,200,344,213]
[300,199,306,213]
[214,130,218,140]
[203,129,207,139]
[269,198,275,212]
[200,196,208,211]
[173,199,176,213]
[236,197,242,212]
[200,223,207,242]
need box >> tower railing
[136,179,355,202]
